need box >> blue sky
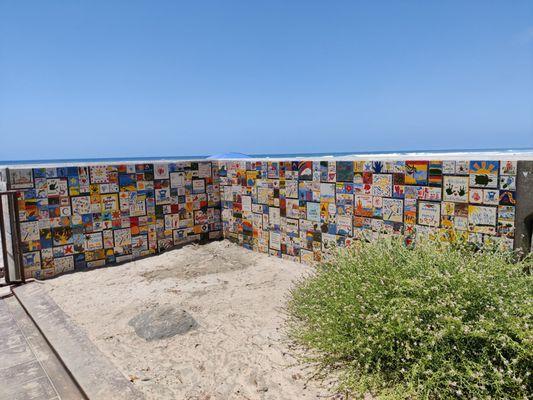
[1,1,532,160]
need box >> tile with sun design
[469,160,499,189]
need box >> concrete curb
[12,282,145,400]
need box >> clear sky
[1,1,532,161]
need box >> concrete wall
[2,161,221,279]
[218,159,523,263]
[2,157,531,278]
[515,161,533,255]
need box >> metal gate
[0,185,25,285]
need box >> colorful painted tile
[405,161,428,185]
[418,201,440,227]
[468,205,497,235]
[428,161,443,186]
[382,198,403,222]
[443,176,469,203]
[499,175,516,191]
[354,194,373,217]
[336,161,354,182]
[298,161,313,180]
[20,221,40,242]
[482,189,499,205]
[500,161,517,175]
[372,174,392,197]
[442,161,455,175]
[469,188,483,204]
[306,202,320,222]
[469,160,499,188]
[90,165,109,184]
[9,169,34,189]
[154,163,169,179]
[455,161,469,175]
[499,190,517,206]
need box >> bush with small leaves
[287,238,532,399]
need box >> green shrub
[287,238,532,399]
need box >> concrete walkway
[12,283,144,400]
[0,294,85,400]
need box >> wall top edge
[0,158,212,169]
[218,151,533,161]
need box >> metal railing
[0,190,25,285]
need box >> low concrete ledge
[12,282,144,400]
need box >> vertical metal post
[11,192,25,283]
[0,194,11,284]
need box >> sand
[43,241,339,400]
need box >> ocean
[1,147,533,166]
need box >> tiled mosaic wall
[5,162,222,279]
[218,160,518,263]
[1,158,522,278]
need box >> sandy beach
[42,241,338,400]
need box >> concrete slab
[3,375,58,400]
[0,343,35,371]
[12,283,144,400]
[4,296,85,400]
[0,360,45,390]
[0,297,61,400]
[0,327,26,349]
